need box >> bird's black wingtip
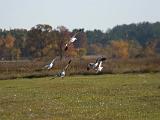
[101,57,107,61]
[87,67,90,71]
[68,60,72,64]
[65,46,68,51]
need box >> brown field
[0,57,160,80]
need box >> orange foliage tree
[5,33,15,48]
[111,40,129,59]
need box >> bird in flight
[64,32,78,51]
[44,57,58,70]
[51,59,72,79]
[87,56,106,73]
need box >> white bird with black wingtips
[52,60,72,79]
[44,57,58,70]
[95,61,103,73]
[65,32,78,51]
[87,56,106,73]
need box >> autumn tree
[3,33,18,59]
[65,44,78,57]
[144,39,160,57]
[25,24,53,58]
[55,26,70,59]
[128,40,143,58]
[9,29,27,58]
[88,43,103,55]
[5,33,15,48]
[110,40,129,59]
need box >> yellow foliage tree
[111,40,129,59]
[11,48,21,60]
[5,33,15,48]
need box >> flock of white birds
[44,32,106,79]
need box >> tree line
[0,22,160,60]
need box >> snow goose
[52,60,72,79]
[44,57,58,70]
[65,32,78,51]
[87,56,106,72]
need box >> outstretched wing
[44,64,49,68]
[51,56,58,63]
[96,61,103,73]
[64,60,72,70]
[96,56,106,63]
[69,32,78,43]
[72,32,79,38]
[98,61,103,67]
[95,57,106,69]
[87,63,91,71]
[87,63,94,71]
[100,57,106,61]
[95,57,101,63]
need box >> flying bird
[95,61,103,73]
[51,60,72,79]
[87,56,106,72]
[65,32,78,51]
[44,57,58,70]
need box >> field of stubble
[0,73,160,120]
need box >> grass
[0,73,160,120]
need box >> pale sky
[0,0,160,31]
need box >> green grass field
[0,73,160,120]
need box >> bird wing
[45,56,58,69]
[70,37,77,43]
[95,58,102,68]
[48,63,53,69]
[69,32,79,43]
[96,56,106,64]
[64,64,69,70]
[87,63,95,70]
[97,57,106,67]
[64,60,72,70]
[44,64,49,68]
[96,57,101,63]
[100,57,106,61]
[98,61,103,67]
[88,63,95,67]
[72,32,79,38]
[51,56,58,63]
[64,32,79,51]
